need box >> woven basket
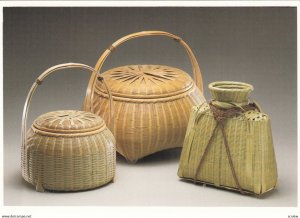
[178,81,278,195]
[83,31,206,163]
[21,63,116,192]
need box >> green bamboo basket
[178,81,278,195]
[21,63,116,192]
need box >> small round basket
[21,63,116,192]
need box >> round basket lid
[96,65,194,99]
[33,110,106,134]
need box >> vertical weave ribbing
[22,128,116,192]
[92,86,205,163]
[178,103,278,195]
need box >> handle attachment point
[97,76,104,81]
[108,45,116,52]
[173,36,182,42]
[36,79,43,85]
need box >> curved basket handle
[83,30,204,111]
[21,63,114,155]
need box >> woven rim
[94,83,197,103]
[208,81,253,104]
[31,124,106,137]
[209,81,253,93]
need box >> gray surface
[3,7,297,206]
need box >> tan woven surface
[96,65,194,98]
[21,63,116,192]
[83,31,206,163]
[33,110,106,134]
[178,81,278,195]
[93,83,203,163]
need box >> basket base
[23,177,114,193]
[179,177,277,197]
[35,180,45,192]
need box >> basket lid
[96,65,194,99]
[32,110,106,134]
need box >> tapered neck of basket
[209,81,253,106]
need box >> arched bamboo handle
[21,63,114,153]
[84,30,204,111]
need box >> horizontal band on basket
[94,83,197,103]
[31,124,107,137]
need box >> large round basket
[83,31,206,163]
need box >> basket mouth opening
[209,81,253,92]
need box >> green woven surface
[178,103,278,195]
[22,128,116,192]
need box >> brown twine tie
[194,102,258,194]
